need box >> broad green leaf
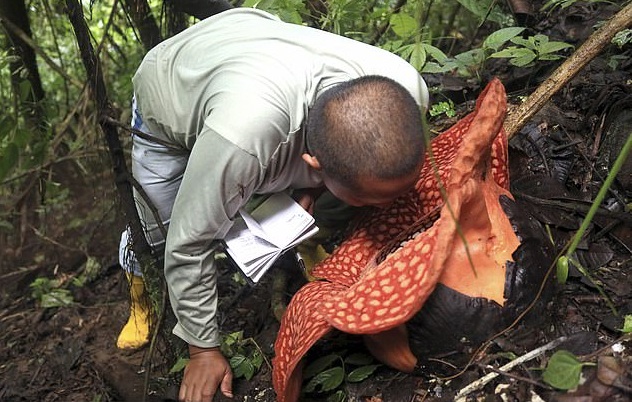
[344,352,374,366]
[409,43,427,71]
[511,36,537,50]
[169,357,189,373]
[422,44,448,64]
[542,350,584,390]
[397,44,415,61]
[389,13,417,38]
[304,366,345,393]
[231,354,256,380]
[303,354,340,379]
[456,0,513,25]
[539,41,573,55]
[454,49,485,66]
[224,331,244,346]
[490,47,536,67]
[40,288,74,308]
[251,349,264,369]
[229,354,246,368]
[483,27,526,51]
[346,364,381,382]
[510,51,537,67]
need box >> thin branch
[0,13,84,89]
[454,336,568,400]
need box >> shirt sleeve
[164,127,263,348]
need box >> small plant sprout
[302,351,381,401]
[490,34,574,67]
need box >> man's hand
[292,187,326,215]
[180,345,233,402]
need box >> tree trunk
[121,0,162,51]
[0,0,45,125]
[169,0,233,20]
[0,0,47,254]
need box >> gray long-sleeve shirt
[132,7,429,348]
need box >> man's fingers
[201,387,215,402]
[220,371,234,398]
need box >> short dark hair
[306,75,425,189]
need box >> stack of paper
[224,192,319,283]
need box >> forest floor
[1,3,631,402]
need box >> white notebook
[224,192,318,283]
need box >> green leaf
[491,47,536,67]
[0,142,19,181]
[303,354,340,379]
[612,29,632,48]
[230,354,255,380]
[251,349,264,369]
[542,350,584,390]
[483,27,526,51]
[18,80,32,102]
[621,315,632,333]
[326,390,346,402]
[409,43,427,71]
[344,352,374,366]
[509,51,537,67]
[389,13,417,38]
[539,41,573,55]
[454,49,486,70]
[221,331,244,357]
[346,364,381,382]
[224,331,243,345]
[304,366,345,393]
[456,0,513,25]
[229,354,246,369]
[169,357,190,373]
[429,101,456,118]
[396,43,414,60]
[0,116,14,139]
[510,36,536,50]
[13,128,32,148]
[422,44,448,64]
[40,288,74,308]
[421,61,456,74]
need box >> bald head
[306,75,425,190]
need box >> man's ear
[302,153,322,170]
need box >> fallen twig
[454,335,568,400]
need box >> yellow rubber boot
[116,274,151,350]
